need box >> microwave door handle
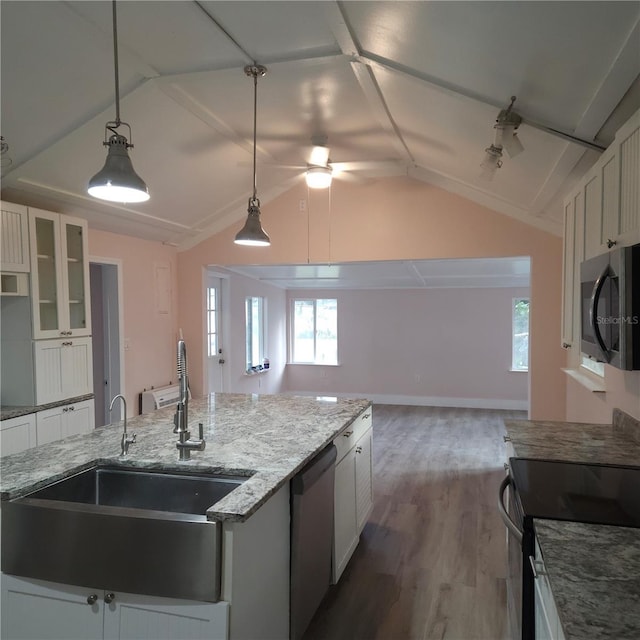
[590,265,611,357]
[498,476,523,544]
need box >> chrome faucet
[109,394,136,456]
[173,336,205,460]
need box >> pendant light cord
[112,0,121,126]
[252,69,258,202]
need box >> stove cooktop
[509,458,640,528]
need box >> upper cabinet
[582,110,640,260]
[29,209,91,339]
[1,201,30,272]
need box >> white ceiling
[1,1,639,248]
[225,257,531,290]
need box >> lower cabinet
[533,539,566,640]
[1,574,229,640]
[332,408,373,583]
[0,414,37,456]
[36,399,95,446]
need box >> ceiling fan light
[479,144,503,181]
[88,134,150,203]
[305,166,332,189]
[234,200,270,246]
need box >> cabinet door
[64,399,95,438]
[0,413,36,455]
[103,590,228,640]
[333,449,358,583]
[34,337,93,404]
[617,115,640,245]
[60,216,91,336]
[1,201,30,272]
[561,198,576,348]
[583,171,602,260]
[29,208,65,339]
[355,427,373,533]
[36,405,64,445]
[1,574,104,640]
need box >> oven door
[499,474,534,640]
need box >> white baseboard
[284,390,528,411]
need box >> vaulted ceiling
[2,1,639,249]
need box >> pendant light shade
[88,0,149,204]
[234,198,270,246]
[88,133,149,202]
[234,64,270,247]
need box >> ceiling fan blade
[331,160,403,172]
[238,161,307,170]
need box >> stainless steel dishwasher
[290,443,337,640]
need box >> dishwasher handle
[498,475,523,544]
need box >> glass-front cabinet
[29,208,91,339]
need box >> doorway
[89,260,123,427]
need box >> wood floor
[303,404,526,640]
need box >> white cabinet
[34,337,93,404]
[0,413,36,456]
[533,539,566,640]
[1,201,30,272]
[1,574,229,640]
[36,399,94,446]
[332,407,373,583]
[581,109,640,259]
[29,208,91,339]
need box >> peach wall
[89,229,178,414]
[285,287,529,408]
[178,177,565,420]
[566,367,640,422]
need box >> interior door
[206,276,224,393]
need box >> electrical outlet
[124,338,131,351]
[299,199,307,213]
[414,374,421,383]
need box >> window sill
[509,368,528,373]
[562,367,606,393]
[286,362,340,367]
[244,368,270,376]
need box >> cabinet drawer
[333,407,372,463]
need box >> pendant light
[234,65,270,246]
[88,0,149,203]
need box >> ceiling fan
[254,136,405,189]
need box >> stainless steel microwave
[580,243,639,370]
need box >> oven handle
[590,264,611,358]
[498,475,523,544]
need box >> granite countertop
[0,392,371,522]
[1,394,95,421]
[504,410,640,465]
[534,519,640,640]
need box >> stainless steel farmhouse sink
[1,466,249,602]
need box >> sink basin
[1,466,249,602]
[26,465,247,515]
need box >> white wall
[284,287,530,409]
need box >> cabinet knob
[363,413,370,419]
[343,430,353,438]
[87,594,98,605]
[356,446,363,454]
[503,435,511,443]
[104,592,115,604]
[561,342,571,349]
[607,239,617,249]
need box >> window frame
[289,297,338,365]
[206,286,218,358]
[245,296,266,372]
[511,297,530,372]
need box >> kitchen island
[1,392,373,640]
[504,409,640,640]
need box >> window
[206,286,218,357]
[512,298,530,371]
[291,298,337,364]
[245,296,265,371]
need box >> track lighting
[480,96,524,181]
[88,0,149,203]
[235,65,270,247]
